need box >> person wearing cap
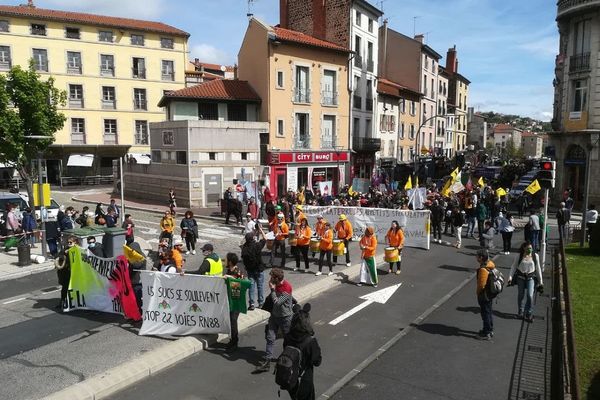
[294,217,312,272]
[476,248,496,340]
[334,214,353,267]
[358,227,378,287]
[312,215,327,257]
[169,239,185,274]
[180,211,198,255]
[269,212,289,268]
[317,222,334,276]
[86,236,105,258]
[244,212,257,236]
[196,243,223,276]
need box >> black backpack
[275,343,304,391]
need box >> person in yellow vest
[312,215,327,258]
[334,214,353,267]
[270,213,289,268]
[294,217,312,272]
[196,243,223,276]
[385,220,405,275]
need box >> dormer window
[31,23,46,36]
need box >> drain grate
[522,391,541,400]
[527,345,543,353]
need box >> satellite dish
[220,65,227,72]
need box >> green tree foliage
[0,63,66,199]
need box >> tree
[504,138,518,161]
[0,63,66,204]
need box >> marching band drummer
[294,217,312,272]
[334,214,353,267]
[385,220,405,275]
[312,215,327,258]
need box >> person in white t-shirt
[586,204,598,242]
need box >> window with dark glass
[65,27,80,39]
[32,48,48,72]
[132,57,146,78]
[0,20,9,32]
[102,86,116,109]
[161,60,174,81]
[161,37,174,49]
[31,23,46,36]
[133,88,147,110]
[176,151,187,165]
[227,103,247,121]
[66,51,82,74]
[71,118,85,144]
[131,34,145,46]
[135,120,149,145]
[69,84,84,108]
[100,54,115,76]
[0,46,11,70]
[198,102,218,120]
[99,30,113,42]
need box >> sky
[9,0,558,121]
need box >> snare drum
[310,237,321,253]
[288,231,297,247]
[332,239,345,256]
[384,247,399,262]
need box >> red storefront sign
[269,152,349,164]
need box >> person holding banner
[358,227,378,287]
[294,217,312,272]
[385,221,404,275]
[197,243,223,276]
[223,252,249,351]
[317,222,334,276]
[334,214,353,267]
[269,213,289,269]
[54,236,77,310]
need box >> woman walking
[180,211,198,255]
[496,212,515,255]
[508,242,543,322]
[294,217,312,273]
[357,227,378,287]
[385,220,404,274]
[317,222,333,276]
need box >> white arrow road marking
[328,283,402,326]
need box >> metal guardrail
[551,241,581,400]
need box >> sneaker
[477,332,492,340]
[254,359,271,373]
[248,304,255,311]
[395,270,401,275]
[373,284,378,288]
[328,271,333,276]
[356,282,363,287]
[293,267,299,272]
[192,250,196,255]
[388,269,392,273]
[185,251,190,255]
[346,262,351,267]
[478,329,494,337]
[315,271,322,276]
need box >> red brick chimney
[280,0,289,28]
[446,45,457,74]
[312,0,326,40]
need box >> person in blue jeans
[508,242,543,322]
[240,230,266,310]
[476,249,496,340]
[528,210,541,252]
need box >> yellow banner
[496,188,507,197]
[477,176,484,187]
[525,179,541,195]
[404,176,412,190]
[32,183,51,207]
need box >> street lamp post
[334,145,344,194]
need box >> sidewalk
[0,244,54,282]
[332,251,553,400]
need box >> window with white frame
[368,18,373,33]
[410,124,415,140]
[135,120,148,145]
[322,115,335,149]
[294,112,310,149]
[322,69,337,105]
[66,51,82,74]
[294,65,310,103]
[103,119,118,144]
[32,48,48,72]
[0,46,11,70]
[99,30,113,42]
[133,88,147,110]
[355,10,361,26]
[68,84,84,108]
[161,37,174,49]
[102,86,116,109]
[400,99,406,114]
[572,79,587,112]
[399,122,405,139]
[276,70,284,89]
[277,119,284,136]
[100,54,114,76]
[71,118,85,144]
[131,34,145,46]
[132,57,146,79]
[161,60,174,81]
[410,100,416,115]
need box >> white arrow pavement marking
[328,283,402,326]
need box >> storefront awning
[67,154,94,167]
[127,153,151,165]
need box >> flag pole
[541,188,549,269]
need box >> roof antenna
[247,0,255,19]
[413,16,421,37]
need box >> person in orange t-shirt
[385,220,405,275]
[318,222,334,275]
[358,227,378,287]
[312,215,327,257]
[294,218,312,272]
[334,214,353,266]
[269,213,289,268]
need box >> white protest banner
[302,206,430,249]
[139,272,231,336]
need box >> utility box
[97,227,126,258]
[62,227,104,251]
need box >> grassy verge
[564,245,600,399]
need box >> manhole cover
[522,390,541,400]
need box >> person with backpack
[255,268,294,373]
[452,207,465,249]
[241,227,267,310]
[508,242,543,322]
[476,249,497,340]
[556,202,571,244]
[276,303,322,400]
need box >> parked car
[0,192,61,221]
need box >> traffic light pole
[541,188,549,269]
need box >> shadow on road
[438,264,472,273]
[412,322,478,339]
[455,306,517,320]
[205,343,265,368]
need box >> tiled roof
[273,26,350,53]
[159,80,261,106]
[0,5,189,37]
[378,78,422,98]
[188,60,235,72]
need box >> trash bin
[17,243,31,266]
[97,227,127,258]
[62,227,104,251]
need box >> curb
[0,262,55,282]
[41,259,366,400]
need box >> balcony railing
[354,54,363,68]
[569,52,590,73]
[0,60,11,70]
[71,134,86,145]
[353,136,381,152]
[294,135,310,149]
[321,137,335,149]
[67,63,82,74]
[101,67,114,77]
[353,95,362,109]
[367,59,374,73]
[162,72,175,81]
[366,97,373,111]
[103,134,118,145]
[134,100,148,110]
[132,68,146,79]
[69,98,84,108]
[321,91,338,106]
[293,88,311,103]
[102,99,116,109]
[558,0,600,18]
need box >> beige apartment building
[238,18,351,197]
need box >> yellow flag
[123,245,145,264]
[525,179,541,195]
[441,177,452,197]
[477,176,484,187]
[450,167,459,179]
[404,176,412,190]
[496,188,507,197]
[348,186,355,196]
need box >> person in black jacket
[429,200,444,244]
[86,236,105,258]
[284,303,322,400]
[55,236,78,310]
[241,228,267,311]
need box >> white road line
[3,297,26,305]
[40,289,60,295]
[329,300,374,326]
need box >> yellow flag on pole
[496,188,507,197]
[441,177,452,197]
[404,176,412,190]
[123,245,145,264]
[477,176,484,187]
[348,186,355,196]
[450,167,459,179]
[524,179,541,195]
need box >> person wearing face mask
[54,236,77,310]
[86,236,105,258]
[508,242,543,322]
[59,207,75,231]
[196,243,223,276]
